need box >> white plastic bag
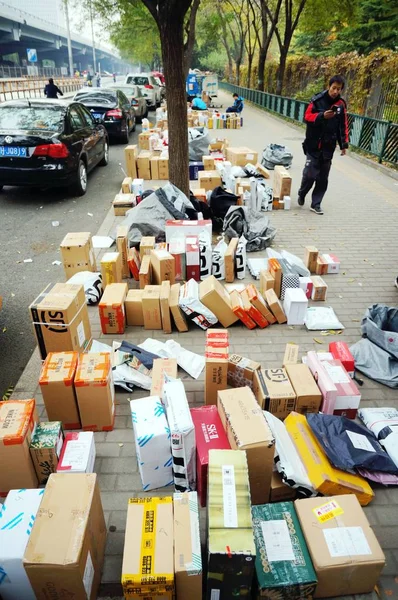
[179,279,218,330]
[281,250,310,277]
[358,407,398,468]
[305,307,344,331]
[212,238,228,280]
[67,271,103,305]
[138,338,205,380]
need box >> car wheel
[99,140,109,166]
[143,108,148,119]
[72,159,88,196]
[119,121,129,144]
[0,185,3,192]
[132,118,136,133]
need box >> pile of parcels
[188,107,243,129]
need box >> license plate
[92,113,104,120]
[0,146,27,158]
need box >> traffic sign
[27,48,37,63]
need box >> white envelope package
[130,396,174,491]
[179,279,218,330]
[358,407,398,468]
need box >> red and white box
[329,341,355,377]
[319,253,340,274]
[299,276,314,299]
[322,359,361,419]
[306,351,337,415]
[190,405,231,507]
[57,431,96,474]
[186,235,200,281]
[165,219,212,244]
[169,237,186,281]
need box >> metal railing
[221,82,398,166]
[0,78,83,102]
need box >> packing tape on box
[40,353,78,385]
[31,299,87,328]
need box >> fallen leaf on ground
[313,338,323,344]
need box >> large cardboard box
[224,237,238,283]
[285,412,374,505]
[0,400,38,495]
[122,497,174,599]
[29,283,91,360]
[253,368,296,418]
[170,283,188,332]
[130,397,173,490]
[101,251,123,285]
[125,289,144,326]
[150,155,160,179]
[142,284,162,330]
[137,150,152,173]
[160,280,172,333]
[99,282,128,335]
[270,471,296,502]
[199,276,238,328]
[217,387,275,504]
[75,353,115,432]
[60,231,96,278]
[116,225,129,278]
[150,358,177,398]
[174,492,202,600]
[205,329,229,405]
[57,431,96,474]
[252,501,317,599]
[0,489,44,600]
[207,449,256,599]
[29,421,64,484]
[265,288,287,324]
[226,146,258,166]
[23,473,106,600]
[39,351,80,429]
[139,254,152,289]
[228,354,261,389]
[198,170,222,192]
[295,495,385,598]
[158,157,169,180]
[273,165,292,199]
[191,406,231,507]
[113,193,134,216]
[150,249,176,285]
[125,144,138,178]
[285,363,322,414]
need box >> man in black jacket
[44,78,64,99]
[298,75,349,215]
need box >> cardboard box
[121,176,132,193]
[283,287,308,325]
[158,157,169,180]
[0,488,44,600]
[225,146,258,166]
[150,155,160,179]
[186,236,200,281]
[241,287,269,328]
[130,397,173,490]
[30,283,91,359]
[198,170,222,192]
[265,288,287,324]
[228,354,261,389]
[116,225,130,278]
[150,358,177,398]
[311,275,328,301]
[160,280,172,333]
[60,231,96,278]
[322,359,361,418]
[207,449,256,598]
[139,254,152,289]
[39,351,80,429]
[283,342,299,367]
[316,253,341,275]
[268,258,282,298]
[253,368,296,418]
[127,247,140,280]
[75,353,115,432]
[230,289,256,329]
[246,284,276,324]
[23,473,106,600]
[205,329,229,405]
[165,219,212,244]
[199,276,238,328]
[99,283,128,335]
[273,165,292,199]
[270,471,296,502]
[174,492,202,600]
[306,352,338,415]
[202,155,215,170]
[299,276,314,299]
[138,131,151,150]
[295,495,385,598]
[113,193,134,216]
[125,289,144,326]
[170,283,188,332]
[193,187,207,202]
[125,144,138,178]
[150,249,176,285]
[224,237,238,283]
[30,421,64,484]
[122,497,174,598]
[255,162,270,179]
[217,387,275,504]
[169,237,186,281]
[285,363,322,414]
[329,341,355,377]
[101,251,122,285]
[142,284,162,330]
[57,431,95,474]
[137,150,152,173]
[0,400,38,495]
[252,501,317,599]
[140,236,156,258]
[260,270,275,294]
[285,412,374,505]
[304,246,319,274]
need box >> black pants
[298,153,332,208]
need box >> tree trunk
[276,49,287,95]
[236,59,242,85]
[247,56,253,88]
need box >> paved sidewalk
[11,91,398,599]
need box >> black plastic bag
[209,186,239,232]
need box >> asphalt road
[0,88,141,396]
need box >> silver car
[108,85,148,122]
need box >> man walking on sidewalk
[298,75,349,215]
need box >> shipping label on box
[101,252,122,285]
[75,353,115,432]
[228,354,260,388]
[57,431,95,474]
[253,369,296,419]
[30,421,64,484]
[99,283,128,335]
[60,231,96,278]
[39,351,80,429]
[173,492,202,600]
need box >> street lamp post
[63,0,74,77]
[89,0,97,74]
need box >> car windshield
[75,93,117,105]
[111,86,137,97]
[129,76,149,86]
[0,105,63,131]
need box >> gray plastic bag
[351,338,398,388]
[188,127,211,161]
[223,205,277,252]
[361,304,398,359]
[262,143,293,169]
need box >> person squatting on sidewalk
[298,75,349,215]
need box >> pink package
[306,351,337,415]
[322,359,361,419]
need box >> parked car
[124,73,161,109]
[107,85,148,122]
[153,76,166,100]
[73,89,135,143]
[0,99,109,196]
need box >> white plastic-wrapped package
[67,271,103,305]
[212,238,228,280]
[305,307,344,330]
[138,338,205,380]
[179,279,218,330]
[199,231,212,280]
[358,407,398,468]
[235,235,247,280]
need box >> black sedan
[74,89,136,143]
[0,99,109,196]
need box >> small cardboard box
[160,280,172,333]
[203,155,216,170]
[304,246,319,274]
[130,397,173,490]
[158,157,169,180]
[285,363,322,414]
[127,247,140,280]
[140,236,156,258]
[169,238,186,281]
[57,431,95,474]
[218,387,275,504]
[253,368,296,418]
[113,193,134,216]
[265,288,287,324]
[194,187,207,202]
[170,283,188,332]
[199,276,238,328]
[121,176,132,193]
[230,289,256,329]
[150,155,160,179]
[99,283,128,335]
[30,283,91,360]
[142,284,162,330]
[125,144,138,178]
[260,270,275,294]
[317,253,341,274]
[228,354,261,389]
[198,170,222,192]
[252,501,317,599]
[116,225,130,279]
[174,492,202,600]
[30,421,64,484]
[186,235,200,281]
[205,329,229,405]
[101,251,123,285]
[60,231,96,278]
[125,289,144,326]
[75,353,115,432]
[136,150,152,173]
[150,249,176,285]
[295,495,385,598]
[139,254,152,289]
[225,146,258,166]
[138,131,151,150]
[0,400,38,495]
[242,287,269,328]
[283,342,299,366]
[283,287,308,325]
[122,497,174,598]
[270,471,296,502]
[0,489,44,600]
[246,284,276,324]
[255,162,270,179]
[284,412,374,505]
[39,351,80,429]
[311,275,328,301]
[224,237,238,283]
[191,405,231,507]
[268,258,282,298]
[23,473,106,600]
[150,358,177,398]
[273,165,292,199]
